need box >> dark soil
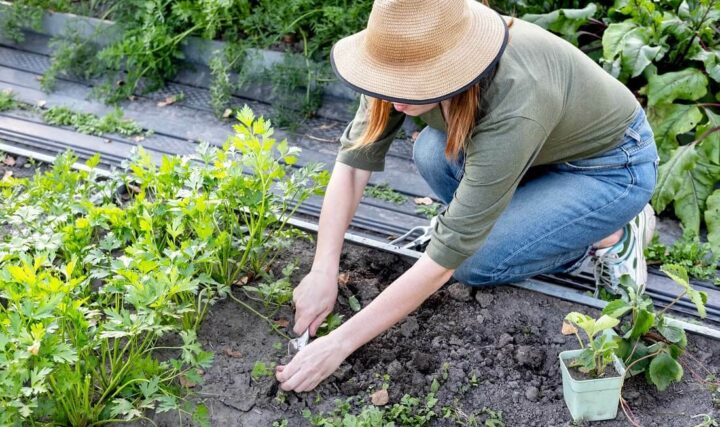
[146,239,720,427]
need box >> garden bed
[136,237,720,427]
[2,123,719,426]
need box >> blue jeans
[413,104,659,286]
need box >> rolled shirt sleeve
[336,94,406,172]
[425,116,548,269]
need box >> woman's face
[392,102,438,116]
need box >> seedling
[0,89,19,112]
[251,361,276,380]
[562,312,620,377]
[600,265,707,390]
[316,312,344,336]
[416,202,442,219]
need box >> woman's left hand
[275,333,349,392]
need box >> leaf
[414,197,434,205]
[337,272,350,287]
[706,190,720,255]
[691,49,720,83]
[3,155,16,166]
[561,321,578,335]
[192,404,211,427]
[655,321,685,344]
[273,319,289,328]
[348,295,361,312]
[652,143,699,213]
[661,263,690,288]
[371,389,389,406]
[223,347,242,358]
[628,309,655,339]
[602,299,632,318]
[603,22,637,62]
[522,4,597,44]
[648,103,703,154]
[648,352,683,391]
[592,315,620,337]
[157,95,179,107]
[646,68,708,106]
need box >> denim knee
[413,127,450,175]
[412,127,464,204]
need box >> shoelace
[592,252,622,298]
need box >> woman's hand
[275,333,349,392]
[292,270,338,336]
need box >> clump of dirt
[145,238,720,427]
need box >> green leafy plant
[244,262,298,309]
[42,105,145,136]
[251,361,276,380]
[0,89,18,112]
[0,104,328,424]
[522,0,720,253]
[646,234,719,284]
[41,29,103,92]
[303,391,440,427]
[364,183,407,205]
[601,265,707,390]
[316,312,344,337]
[563,312,621,377]
[416,202,442,219]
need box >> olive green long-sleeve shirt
[336,17,639,269]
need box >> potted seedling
[559,312,626,421]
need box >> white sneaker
[592,204,656,299]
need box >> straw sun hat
[330,0,509,104]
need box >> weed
[416,202,442,219]
[316,312,344,337]
[251,361,276,380]
[303,391,440,426]
[42,106,145,136]
[0,89,19,112]
[41,29,103,92]
[364,183,407,205]
[244,262,298,309]
[264,48,329,131]
[646,235,719,284]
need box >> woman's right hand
[292,270,339,336]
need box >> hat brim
[330,1,509,105]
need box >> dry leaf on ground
[414,197,433,205]
[233,276,249,286]
[561,321,578,335]
[2,171,13,181]
[3,156,16,167]
[223,108,233,118]
[371,389,389,406]
[157,95,179,107]
[273,319,289,328]
[179,374,196,388]
[223,347,242,358]
[338,272,350,287]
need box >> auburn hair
[351,11,513,161]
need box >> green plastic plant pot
[559,349,627,422]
